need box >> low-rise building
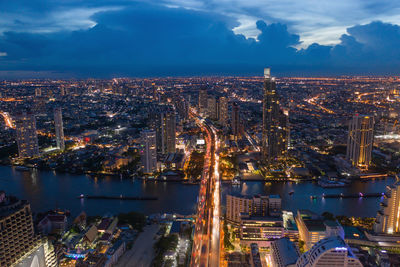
[83,225,98,245]
[295,236,363,267]
[296,210,345,251]
[295,210,326,250]
[38,213,68,235]
[271,238,299,267]
[283,211,299,242]
[240,215,284,248]
[226,194,282,224]
[105,240,126,266]
[162,153,185,170]
[226,194,253,224]
[97,217,118,234]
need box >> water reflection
[241,182,248,195]
[2,166,199,217]
[222,178,395,218]
[2,165,396,218]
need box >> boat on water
[78,194,158,200]
[310,195,317,199]
[15,166,30,172]
[288,191,294,195]
[318,179,348,188]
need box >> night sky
[1,0,400,77]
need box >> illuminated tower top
[264,68,271,79]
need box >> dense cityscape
[1,69,400,266]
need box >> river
[0,166,394,218]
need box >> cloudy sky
[1,0,400,77]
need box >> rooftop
[272,238,299,266]
[97,218,112,231]
[304,220,326,232]
[0,193,30,218]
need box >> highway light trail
[209,126,221,266]
[0,112,15,129]
[244,131,260,151]
[304,94,335,114]
[190,112,212,267]
[190,112,220,267]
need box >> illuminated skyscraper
[164,111,176,153]
[0,191,57,266]
[346,114,374,170]
[374,181,400,234]
[140,130,157,173]
[207,96,217,120]
[175,97,189,121]
[151,106,176,155]
[35,87,42,97]
[60,86,66,96]
[198,88,208,114]
[15,111,39,158]
[262,68,288,165]
[54,107,65,151]
[231,102,240,138]
[218,96,228,127]
[155,110,176,154]
[152,83,158,101]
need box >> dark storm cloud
[0,2,400,76]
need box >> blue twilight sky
[1,0,400,77]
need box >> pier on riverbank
[319,192,385,199]
[78,194,158,200]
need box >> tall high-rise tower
[140,130,157,173]
[374,181,400,234]
[0,191,57,266]
[262,68,288,166]
[15,111,39,158]
[35,87,42,97]
[198,88,208,114]
[164,111,176,153]
[346,114,374,170]
[218,96,228,127]
[231,102,240,138]
[175,97,189,121]
[0,191,36,266]
[207,96,217,120]
[155,109,176,154]
[54,107,65,151]
[152,83,158,101]
[60,86,66,96]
